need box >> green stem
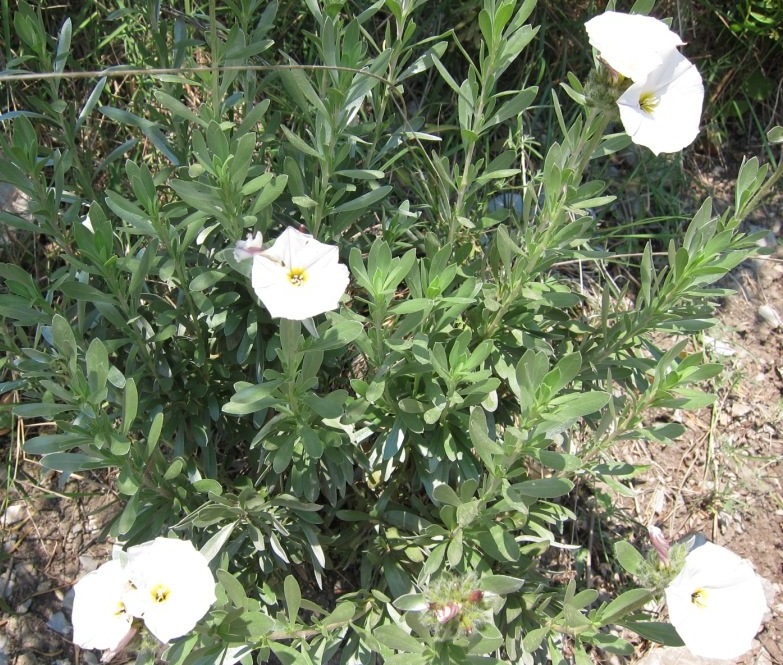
[448,125,481,246]
[484,109,611,340]
[209,0,220,119]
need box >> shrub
[1,1,780,663]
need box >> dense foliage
[1,0,780,663]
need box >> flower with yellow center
[71,559,134,651]
[250,227,350,320]
[616,50,703,155]
[123,537,216,644]
[665,541,767,659]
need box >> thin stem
[484,108,611,340]
[0,64,395,85]
[209,0,220,119]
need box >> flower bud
[648,525,670,566]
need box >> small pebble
[0,634,9,665]
[1,504,25,527]
[46,611,72,636]
[62,588,75,612]
[78,554,99,574]
[703,334,735,357]
[758,304,782,328]
[0,567,15,600]
[15,598,32,614]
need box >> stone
[1,504,26,527]
[0,634,9,665]
[758,304,782,329]
[46,611,71,636]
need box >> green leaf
[478,574,524,594]
[614,541,645,576]
[392,593,428,611]
[522,626,549,653]
[164,458,184,480]
[85,338,109,394]
[282,125,322,159]
[310,317,363,351]
[51,314,78,359]
[653,388,716,410]
[284,575,301,625]
[122,378,138,435]
[190,269,226,291]
[278,68,329,118]
[545,391,610,421]
[322,601,356,626]
[154,90,207,127]
[374,624,426,653]
[622,621,684,646]
[483,87,537,129]
[201,522,237,564]
[587,633,634,655]
[54,17,72,75]
[527,449,582,472]
[767,126,783,144]
[432,484,462,506]
[146,412,164,458]
[469,407,503,473]
[508,477,574,499]
[24,433,91,455]
[475,524,519,562]
[332,185,392,214]
[59,280,117,305]
[14,403,77,418]
[76,77,107,130]
[217,569,249,609]
[40,452,109,472]
[597,588,654,626]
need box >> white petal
[665,542,767,659]
[250,229,349,320]
[124,537,216,643]
[617,51,703,155]
[585,11,684,81]
[262,226,312,267]
[71,560,133,651]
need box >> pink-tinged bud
[648,525,670,565]
[433,601,461,624]
[600,58,622,84]
[233,232,265,262]
[466,590,484,604]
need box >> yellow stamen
[150,583,171,604]
[287,267,307,286]
[639,91,659,114]
[690,588,708,608]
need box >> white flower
[251,227,349,320]
[233,231,265,262]
[72,559,134,651]
[665,541,767,660]
[585,11,684,81]
[616,50,703,155]
[123,537,216,644]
